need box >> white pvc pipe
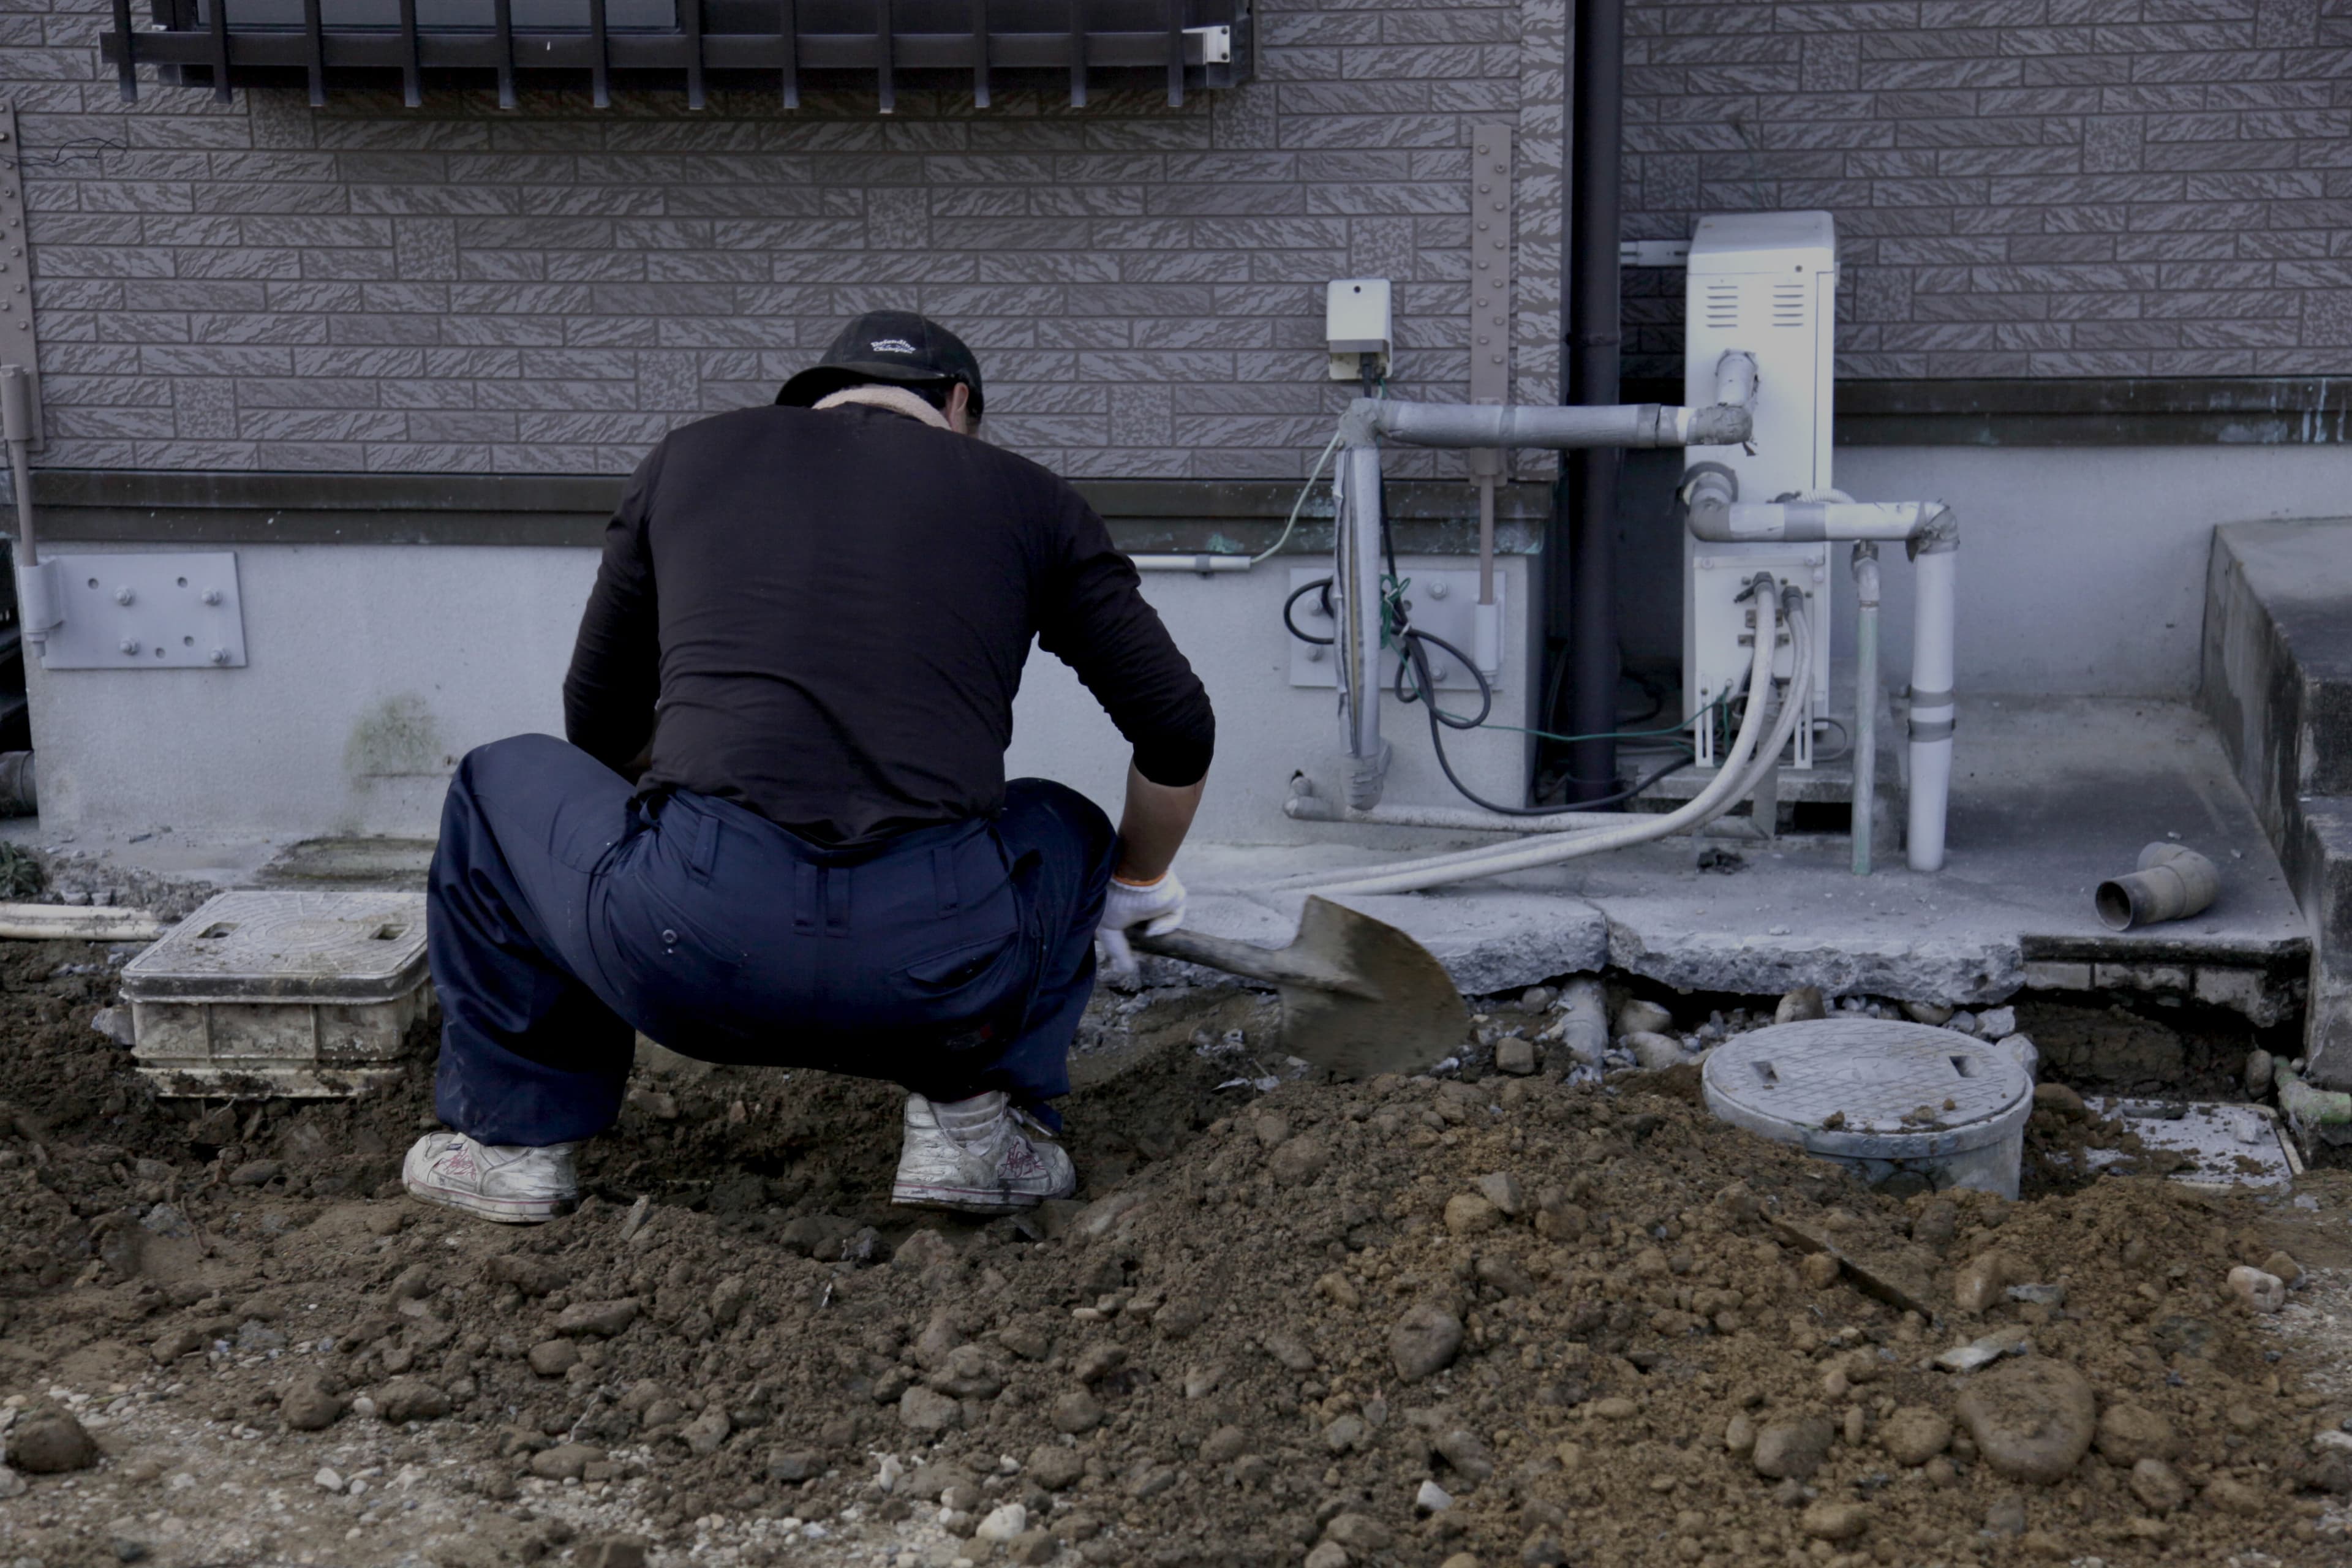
[1129,554,1252,573]
[1286,797,1632,832]
[1850,545,1880,878]
[0,903,165,943]
[1906,543,1957,872]
[1278,587,1798,895]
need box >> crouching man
[403,312,1212,1222]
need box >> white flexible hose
[1283,585,1801,897]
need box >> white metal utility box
[123,890,432,1098]
[1682,210,1838,763]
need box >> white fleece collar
[812,384,952,431]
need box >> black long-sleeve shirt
[562,402,1214,845]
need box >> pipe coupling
[1684,404,1754,446]
[1907,502,1960,557]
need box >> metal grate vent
[1703,281,1740,330]
[1770,281,1806,328]
[104,0,1250,110]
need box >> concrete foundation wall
[21,542,1539,845]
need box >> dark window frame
[102,0,1251,110]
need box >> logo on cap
[869,337,918,355]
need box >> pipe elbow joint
[1338,398,1384,449]
[1679,461,1739,541]
[1907,502,1959,558]
[1685,404,1754,447]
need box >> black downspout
[1558,0,1623,804]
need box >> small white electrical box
[1326,278,1392,383]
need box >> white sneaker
[401,1131,579,1224]
[891,1091,1075,1215]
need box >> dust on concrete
[0,943,2346,1568]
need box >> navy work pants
[427,734,1115,1147]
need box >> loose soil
[0,940,2346,1568]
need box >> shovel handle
[1127,927,1380,1000]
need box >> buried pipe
[2275,1063,2352,1127]
[2095,842,2220,930]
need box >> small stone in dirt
[1417,1479,1454,1513]
[1389,1303,1464,1382]
[2032,1082,2086,1118]
[1724,1411,1755,1457]
[1796,1252,1840,1291]
[281,1380,341,1431]
[1977,1006,2016,1037]
[1008,1529,1060,1564]
[374,1378,451,1423]
[314,1467,344,1493]
[578,1540,649,1568]
[110,1539,148,1565]
[976,1503,1028,1544]
[1751,1417,1834,1481]
[1616,998,1672,1036]
[766,1449,820,1483]
[900,1384,962,1433]
[1476,1172,1523,1215]
[1028,1446,1085,1490]
[1983,1491,2027,1537]
[2245,1047,2275,1098]
[1774,987,1824,1024]
[1439,1558,1480,1568]
[892,1230,957,1273]
[2204,1475,2265,1513]
[484,1255,565,1296]
[1270,1133,1326,1185]
[529,1443,605,1482]
[528,1339,581,1378]
[2261,1249,2304,1287]
[1437,1428,1496,1481]
[149,1327,206,1363]
[1624,1031,1686,1071]
[1588,1397,1637,1422]
[7,1406,97,1473]
[1800,1501,1869,1542]
[1879,1408,1952,1466]
[1324,1514,1391,1551]
[1302,1545,1348,1568]
[1323,1414,1366,1453]
[554,1297,641,1337]
[1050,1391,1102,1434]
[2006,1282,2065,1306]
[1912,1198,1959,1250]
[2130,1457,2187,1513]
[228,1159,282,1186]
[1903,1000,1954,1025]
[1444,1193,1500,1235]
[681,1406,730,1455]
[1494,1038,1537,1076]
[1262,1329,1316,1371]
[2227,1265,2285,1312]
[1953,1250,2027,1313]
[1954,1357,2095,1485]
[2095,1403,2179,1465]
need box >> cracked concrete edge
[1605,916,2026,1008]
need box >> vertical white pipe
[1337,443,1389,807]
[1906,543,1957,872]
[1850,543,1879,876]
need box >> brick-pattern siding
[1624,0,2352,381]
[7,0,1561,478]
[9,0,2352,477]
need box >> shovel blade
[1272,895,1469,1079]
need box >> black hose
[1281,577,1334,646]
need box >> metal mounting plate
[0,102,39,450]
[39,552,249,670]
[1289,567,1502,692]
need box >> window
[104,0,1251,110]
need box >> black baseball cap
[777,311,986,419]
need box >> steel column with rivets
[0,105,37,453]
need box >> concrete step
[2203,518,2352,1085]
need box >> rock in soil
[1954,1357,2097,1484]
[6,1406,97,1472]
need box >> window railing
[102,0,1249,110]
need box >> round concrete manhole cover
[1703,1018,2031,1156]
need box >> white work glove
[1096,869,1187,984]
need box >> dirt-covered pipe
[2095,842,2219,930]
[2275,1063,2352,1126]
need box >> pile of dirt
[0,942,2346,1568]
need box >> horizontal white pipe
[0,903,164,942]
[1276,589,1798,895]
[1129,554,1253,573]
[1695,499,1945,545]
[1286,797,1630,832]
[1351,398,1753,451]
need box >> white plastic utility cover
[1702,1017,2034,1199]
[1325,278,1392,382]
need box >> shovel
[1129,895,1469,1079]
